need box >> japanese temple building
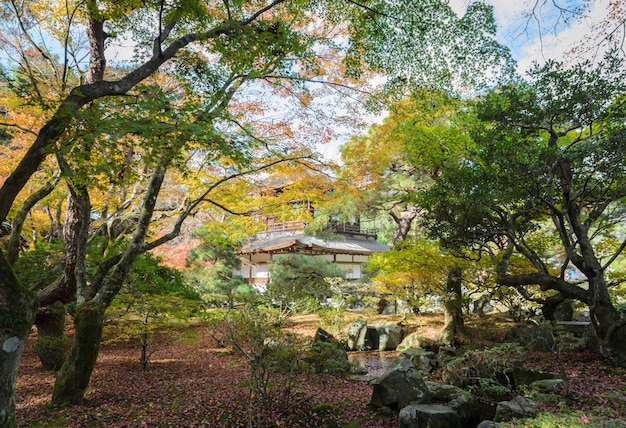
[235,220,390,286]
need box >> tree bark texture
[51,302,104,406]
[6,176,58,265]
[390,205,419,244]
[52,166,167,405]
[0,252,37,427]
[438,267,465,346]
[587,279,626,367]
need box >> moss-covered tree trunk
[51,302,104,406]
[0,252,37,428]
[34,301,66,371]
[438,267,465,346]
[588,276,626,367]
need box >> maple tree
[104,253,201,371]
[337,89,471,243]
[0,0,512,425]
[421,55,626,367]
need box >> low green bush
[498,410,626,428]
[305,340,352,375]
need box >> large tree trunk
[0,252,37,428]
[588,277,626,367]
[51,302,104,406]
[50,191,99,406]
[438,267,465,346]
[600,319,626,368]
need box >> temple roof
[240,233,389,256]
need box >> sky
[316,0,618,161]
[467,0,615,71]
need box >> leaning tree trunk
[390,205,419,244]
[0,252,38,428]
[438,267,466,346]
[51,301,105,406]
[33,190,88,373]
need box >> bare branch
[0,121,38,136]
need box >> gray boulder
[505,324,555,352]
[375,323,403,351]
[347,321,403,351]
[512,367,562,387]
[370,357,430,409]
[426,381,480,427]
[402,348,437,372]
[494,396,538,422]
[506,322,598,353]
[347,320,368,351]
[472,293,494,316]
[528,378,564,393]
[556,321,598,352]
[398,404,461,428]
[313,327,335,342]
[397,332,440,353]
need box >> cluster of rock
[366,351,562,428]
[505,320,597,352]
[344,325,570,427]
[345,303,606,427]
[504,301,597,353]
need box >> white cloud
[513,0,614,72]
[452,0,616,73]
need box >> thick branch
[92,162,167,307]
[0,17,263,223]
[7,174,59,265]
[497,271,591,304]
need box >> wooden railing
[264,220,377,238]
[330,223,376,236]
[266,221,307,232]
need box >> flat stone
[528,378,564,393]
[494,396,537,422]
[399,403,461,428]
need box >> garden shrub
[267,254,346,309]
[305,340,352,375]
[318,307,348,337]
[498,410,626,428]
[443,343,524,396]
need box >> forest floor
[15,311,626,427]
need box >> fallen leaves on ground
[16,313,626,426]
[16,326,396,427]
